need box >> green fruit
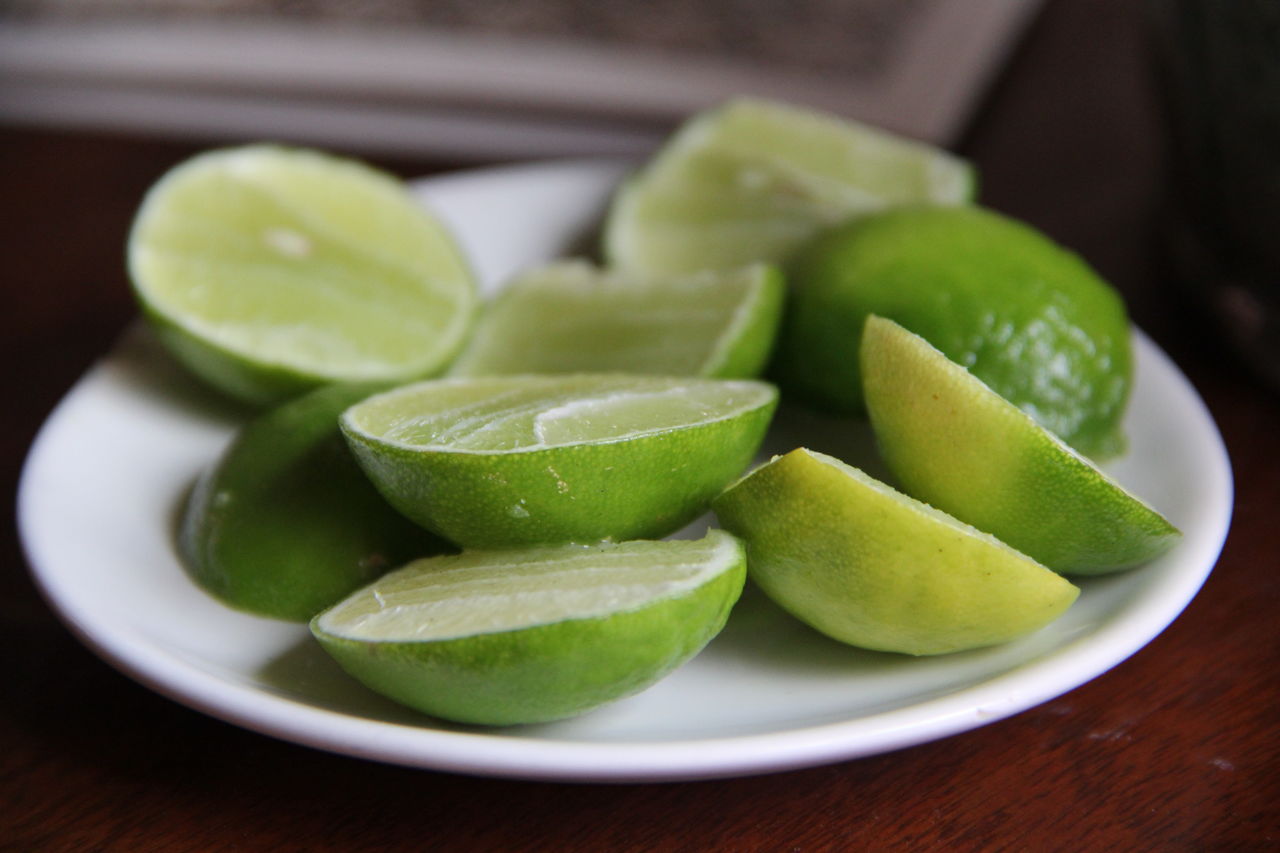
[449,260,784,379]
[311,529,747,725]
[604,97,975,276]
[180,383,447,621]
[712,448,1079,655]
[861,315,1180,574]
[340,374,778,548]
[129,145,477,405]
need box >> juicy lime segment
[449,260,784,379]
[861,315,1180,574]
[311,530,747,725]
[773,205,1133,458]
[604,97,975,276]
[341,375,778,547]
[129,145,477,404]
[712,449,1079,656]
[180,383,446,621]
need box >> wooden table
[3,1,1276,848]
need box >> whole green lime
[772,205,1133,458]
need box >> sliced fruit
[449,260,784,379]
[861,315,1180,574]
[180,383,447,621]
[311,529,747,725]
[604,97,975,276]
[772,205,1134,458]
[340,374,778,548]
[711,448,1079,655]
[129,145,477,405]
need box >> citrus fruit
[860,315,1181,574]
[129,145,477,405]
[180,382,447,622]
[310,529,746,725]
[711,448,1079,655]
[772,205,1134,458]
[603,97,975,276]
[448,260,784,379]
[340,374,778,548]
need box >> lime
[129,145,477,405]
[603,97,975,276]
[180,382,447,622]
[449,260,784,379]
[772,205,1134,458]
[311,529,746,725]
[861,315,1180,574]
[340,374,777,548]
[712,448,1079,655]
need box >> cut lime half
[129,145,478,404]
[449,260,784,379]
[341,374,778,548]
[311,529,747,725]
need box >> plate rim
[16,159,1234,783]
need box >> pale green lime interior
[345,375,775,451]
[131,147,474,377]
[451,261,773,376]
[315,532,739,641]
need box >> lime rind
[861,315,1180,574]
[310,530,747,725]
[129,145,478,405]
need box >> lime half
[604,97,975,276]
[449,261,784,379]
[311,529,746,725]
[341,374,778,548]
[129,145,477,405]
[861,315,1180,574]
[712,448,1079,655]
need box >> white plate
[18,160,1233,783]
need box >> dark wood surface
[3,1,1276,849]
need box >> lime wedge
[311,529,746,725]
[129,145,478,405]
[449,260,784,379]
[861,315,1180,574]
[604,97,975,276]
[712,448,1079,655]
[341,374,778,547]
[180,382,447,621]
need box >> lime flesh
[773,205,1133,458]
[129,145,477,405]
[712,448,1079,655]
[861,315,1180,574]
[341,375,778,548]
[449,260,784,379]
[604,97,975,276]
[311,529,746,725]
[180,382,447,621]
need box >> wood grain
[2,1,1276,849]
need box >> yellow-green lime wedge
[604,97,975,276]
[340,374,777,548]
[861,315,1180,574]
[180,382,447,621]
[449,260,784,379]
[712,448,1079,655]
[310,529,746,725]
[129,145,477,405]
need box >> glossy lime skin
[180,383,447,621]
[773,206,1133,458]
